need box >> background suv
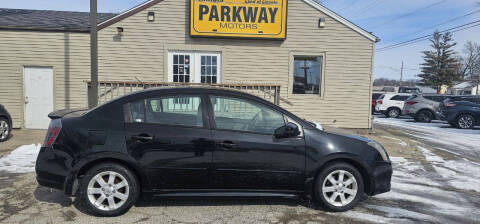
[439,96,480,129]
[375,94,411,118]
[403,94,452,123]
[0,104,12,142]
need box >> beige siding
[97,0,375,128]
[0,31,90,128]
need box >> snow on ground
[417,145,480,193]
[374,117,480,157]
[0,144,41,173]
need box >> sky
[2,0,480,80]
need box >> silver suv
[402,94,452,123]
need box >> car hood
[325,131,373,143]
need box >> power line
[377,19,480,51]
[372,0,448,29]
[383,8,480,43]
[351,0,382,18]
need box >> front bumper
[35,146,73,194]
[368,161,392,196]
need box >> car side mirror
[275,122,301,139]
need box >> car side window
[210,96,285,135]
[127,95,204,128]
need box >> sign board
[190,0,287,39]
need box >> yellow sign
[190,0,287,39]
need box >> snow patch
[0,144,41,173]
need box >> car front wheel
[387,108,401,118]
[456,114,475,129]
[0,118,10,142]
[314,162,364,212]
[78,163,139,217]
[416,110,433,123]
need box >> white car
[375,93,411,118]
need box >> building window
[293,56,323,95]
[168,52,221,84]
[201,56,218,84]
[172,54,191,83]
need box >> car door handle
[131,134,153,142]
[218,141,236,149]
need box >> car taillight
[377,100,383,104]
[406,101,417,105]
[43,119,62,147]
[445,102,457,107]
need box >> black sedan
[0,104,12,142]
[35,87,392,216]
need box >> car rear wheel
[0,118,10,142]
[416,110,433,123]
[387,108,401,118]
[78,163,139,217]
[456,114,475,129]
[314,162,364,212]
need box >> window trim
[124,94,210,129]
[289,51,326,98]
[206,94,287,136]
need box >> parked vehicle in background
[372,93,383,114]
[35,87,392,216]
[403,94,452,123]
[439,96,480,129]
[0,104,12,142]
[398,87,421,94]
[375,93,411,118]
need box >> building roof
[452,81,478,89]
[0,8,117,32]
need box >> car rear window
[391,95,410,101]
[372,93,382,100]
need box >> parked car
[403,94,452,123]
[0,104,12,142]
[375,93,411,118]
[372,93,383,114]
[36,87,392,216]
[439,96,480,129]
[398,87,421,94]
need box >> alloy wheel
[87,171,130,211]
[322,170,358,207]
[388,109,399,118]
[0,120,9,141]
[458,115,474,129]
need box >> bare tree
[459,41,480,80]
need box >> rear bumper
[35,146,73,194]
[368,161,392,196]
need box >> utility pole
[88,0,99,108]
[400,61,404,87]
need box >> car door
[208,95,306,191]
[124,94,214,190]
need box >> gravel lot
[0,118,479,224]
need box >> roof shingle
[0,8,117,32]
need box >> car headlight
[367,141,390,161]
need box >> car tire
[456,114,475,129]
[386,108,401,118]
[77,163,140,217]
[314,162,364,212]
[416,110,433,123]
[0,117,11,142]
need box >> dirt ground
[0,121,479,223]
[0,129,45,157]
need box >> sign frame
[190,0,288,40]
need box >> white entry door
[24,67,54,129]
[168,52,221,84]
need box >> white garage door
[24,67,54,129]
